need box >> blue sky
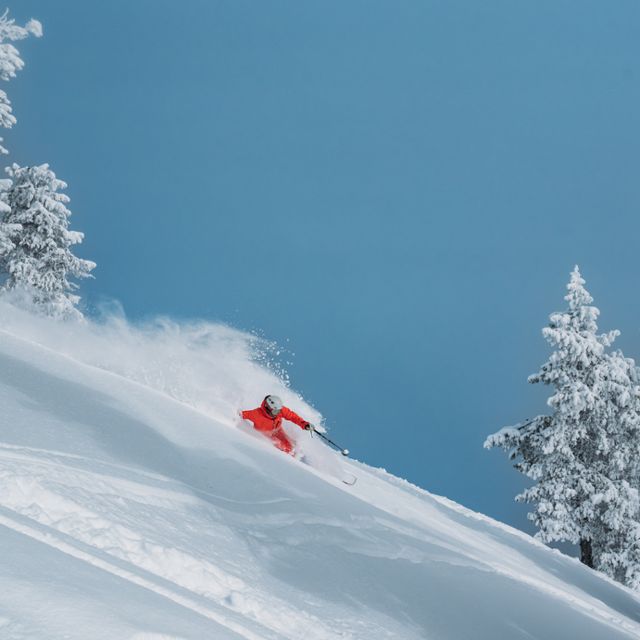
[8,1,640,537]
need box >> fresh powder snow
[0,303,639,639]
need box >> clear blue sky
[8,1,640,537]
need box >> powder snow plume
[0,297,323,429]
[0,297,640,638]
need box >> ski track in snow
[0,510,262,640]
[1,442,639,640]
[0,322,640,638]
[0,447,360,640]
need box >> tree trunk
[580,538,593,568]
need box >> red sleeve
[280,407,309,430]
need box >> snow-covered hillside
[0,306,639,639]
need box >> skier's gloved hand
[304,423,316,436]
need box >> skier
[240,395,315,455]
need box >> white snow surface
[0,304,639,639]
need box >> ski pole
[316,430,350,456]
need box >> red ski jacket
[241,398,309,454]
[241,399,309,433]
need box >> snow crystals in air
[0,302,639,638]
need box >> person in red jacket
[240,395,315,455]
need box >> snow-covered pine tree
[0,10,42,154]
[485,267,640,588]
[0,163,95,319]
[587,348,640,587]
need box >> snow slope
[0,309,639,639]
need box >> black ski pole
[316,430,349,456]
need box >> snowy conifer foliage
[0,11,42,154]
[485,267,640,588]
[0,163,95,318]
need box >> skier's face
[264,396,283,416]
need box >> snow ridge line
[0,326,232,425]
[0,507,269,640]
[357,468,640,638]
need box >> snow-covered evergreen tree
[0,10,42,154]
[588,348,640,587]
[0,163,95,319]
[485,267,640,588]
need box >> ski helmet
[264,395,283,416]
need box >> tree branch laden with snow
[0,10,42,154]
[0,163,95,319]
[485,267,640,589]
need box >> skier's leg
[271,430,293,455]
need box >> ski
[342,473,357,486]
